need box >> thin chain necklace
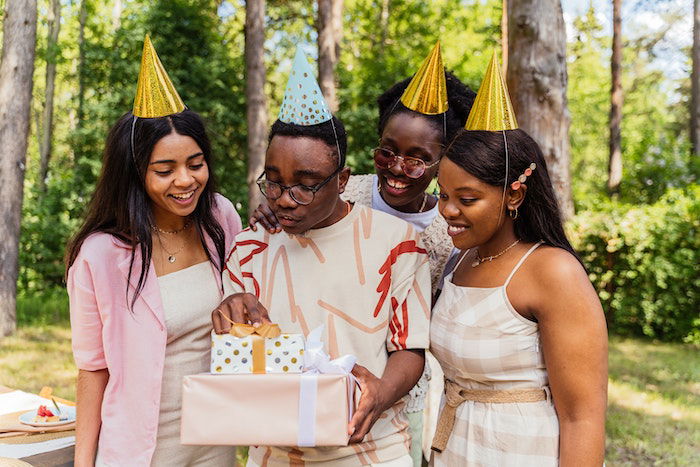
[154,222,191,263]
[471,239,520,268]
[153,219,191,235]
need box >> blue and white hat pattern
[278,48,333,125]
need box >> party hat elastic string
[464,50,519,227]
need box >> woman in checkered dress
[429,129,607,466]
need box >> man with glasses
[212,115,430,467]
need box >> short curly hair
[269,116,347,167]
[377,70,476,143]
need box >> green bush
[568,185,700,344]
[16,287,70,327]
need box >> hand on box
[212,292,271,334]
[348,364,390,443]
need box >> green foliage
[19,0,249,292]
[14,0,697,348]
[567,185,700,343]
[16,288,70,326]
[567,4,695,209]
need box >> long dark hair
[66,109,226,309]
[445,129,581,263]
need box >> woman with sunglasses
[251,62,475,465]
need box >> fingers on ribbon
[242,293,269,325]
[212,301,235,334]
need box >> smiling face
[264,135,350,235]
[375,112,442,211]
[144,131,209,225]
[437,157,512,250]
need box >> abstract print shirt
[223,204,431,466]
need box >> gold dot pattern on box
[210,333,305,374]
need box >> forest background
[0,0,698,464]
[2,0,697,343]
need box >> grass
[0,324,76,400]
[1,316,698,465]
[606,337,700,465]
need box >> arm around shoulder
[530,248,608,466]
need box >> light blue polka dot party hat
[278,48,333,125]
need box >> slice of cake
[33,404,59,423]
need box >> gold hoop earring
[509,208,518,220]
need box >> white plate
[18,405,76,427]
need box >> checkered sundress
[429,243,560,466]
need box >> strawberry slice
[44,408,54,417]
[37,405,46,417]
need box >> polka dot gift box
[210,323,304,374]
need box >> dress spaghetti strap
[452,249,471,273]
[504,241,543,288]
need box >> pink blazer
[68,193,242,466]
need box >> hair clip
[510,162,536,190]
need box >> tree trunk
[112,0,122,30]
[317,0,342,113]
[77,0,87,131]
[332,0,343,61]
[38,0,61,192]
[0,0,38,337]
[507,0,574,219]
[608,0,623,195]
[377,0,390,50]
[245,0,268,218]
[692,0,699,157]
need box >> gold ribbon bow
[218,311,281,374]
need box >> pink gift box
[181,373,354,447]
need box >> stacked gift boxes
[182,325,355,447]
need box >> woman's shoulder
[342,174,375,206]
[522,244,589,290]
[212,192,236,215]
[78,232,128,258]
[68,232,130,279]
[212,193,243,233]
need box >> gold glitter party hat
[464,50,518,131]
[400,41,448,115]
[132,35,185,118]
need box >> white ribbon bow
[297,325,357,447]
[303,325,357,374]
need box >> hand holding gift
[348,364,390,443]
[210,309,305,374]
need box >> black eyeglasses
[372,147,440,179]
[256,166,342,205]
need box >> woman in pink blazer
[66,109,242,466]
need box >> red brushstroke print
[373,240,427,318]
[237,239,268,266]
[242,272,260,298]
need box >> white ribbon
[297,325,357,447]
